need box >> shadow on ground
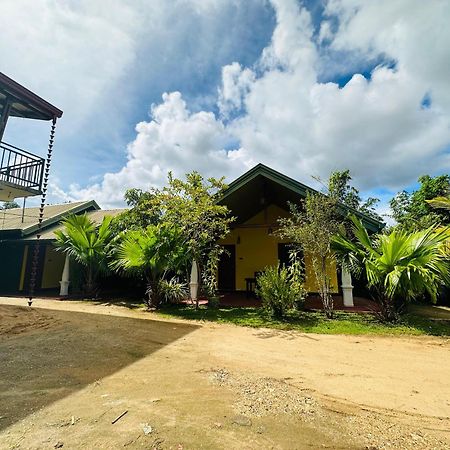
[0,305,199,431]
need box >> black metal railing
[0,141,45,191]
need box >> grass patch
[157,304,450,337]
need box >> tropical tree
[54,214,113,297]
[112,224,189,308]
[390,174,450,231]
[427,196,450,211]
[277,192,341,319]
[332,215,450,322]
[138,171,234,306]
[328,169,382,221]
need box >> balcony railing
[0,141,45,191]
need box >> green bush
[157,277,188,304]
[256,262,306,318]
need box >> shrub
[157,277,188,304]
[256,262,306,318]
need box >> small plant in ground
[157,277,188,304]
[256,258,306,318]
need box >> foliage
[426,196,450,211]
[157,277,188,304]
[158,304,450,337]
[112,224,189,308]
[0,201,20,209]
[390,174,450,231]
[328,170,382,221]
[256,259,306,318]
[54,214,113,297]
[277,193,341,318]
[111,189,160,233]
[332,214,450,322]
[135,171,234,307]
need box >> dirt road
[0,297,449,449]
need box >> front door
[218,244,236,291]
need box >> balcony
[0,141,45,201]
[0,72,62,202]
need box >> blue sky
[1,0,449,220]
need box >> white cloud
[52,0,450,209]
[67,92,254,205]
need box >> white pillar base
[59,254,70,296]
[341,268,354,307]
[189,282,198,303]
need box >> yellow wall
[41,245,66,289]
[219,204,338,293]
[19,245,29,291]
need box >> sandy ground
[0,297,449,450]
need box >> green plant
[137,171,234,308]
[256,261,306,318]
[157,277,188,304]
[332,215,450,322]
[54,214,113,297]
[112,224,189,308]
[277,193,341,318]
[390,174,450,231]
[427,196,450,211]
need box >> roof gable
[219,163,384,232]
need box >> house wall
[41,245,66,289]
[219,204,339,293]
[0,241,24,293]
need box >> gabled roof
[0,200,100,239]
[26,208,125,241]
[219,163,384,232]
[0,72,63,121]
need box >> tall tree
[390,174,450,231]
[277,192,341,319]
[127,171,234,305]
[328,170,382,221]
[111,189,160,233]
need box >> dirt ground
[0,297,449,450]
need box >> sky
[1,0,449,220]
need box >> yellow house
[217,164,384,295]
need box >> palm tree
[112,224,188,308]
[54,214,113,297]
[426,196,450,211]
[331,215,450,321]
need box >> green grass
[157,304,450,337]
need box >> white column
[341,267,354,307]
[189,259,199,303]
[59,254,70,296]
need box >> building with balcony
[0,72,63,201]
